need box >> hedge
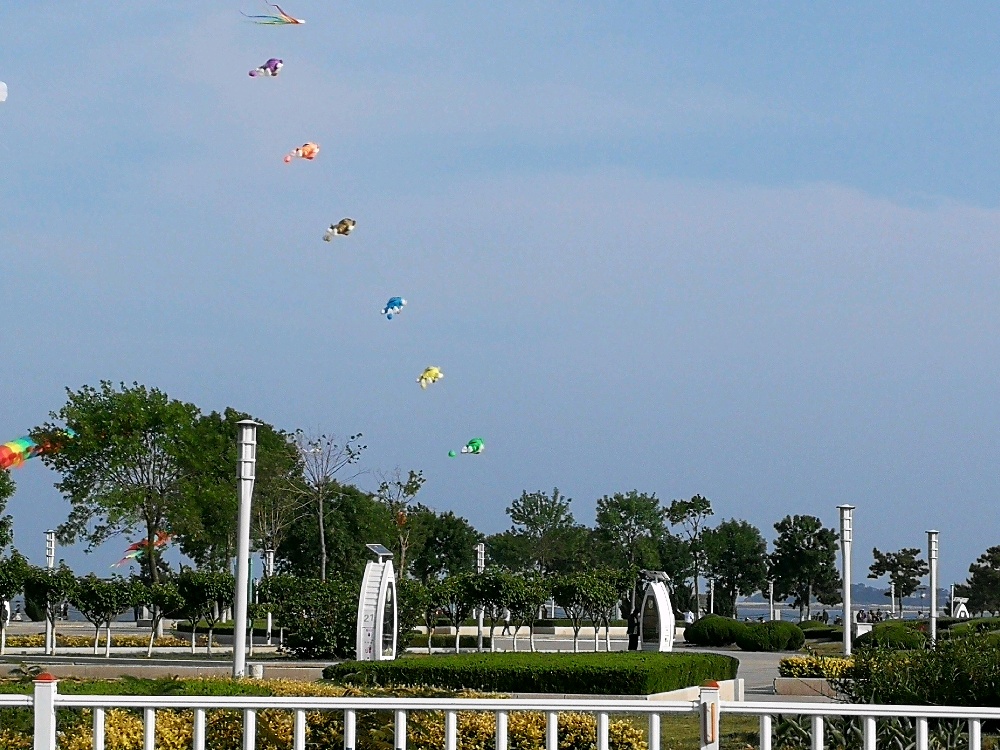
[778,656,853,679]
[855,622,926,650]
[323,651,739,695]
[734,621,805,652]
[683,614,747,647]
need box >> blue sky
[2,2,1000,589]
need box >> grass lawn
[653,713,758,750]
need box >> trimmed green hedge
[734,621,805,652]
[684,615,747,646]
[855,622,926,650]
[323,652,738,695]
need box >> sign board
[356,557,397,661]
[639,580,675,652]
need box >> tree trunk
[1,622,5,656]
[454,628,460,654]
[105,623,112,658]
[318,495,327,582]
[208,627,214,655]
[147,626,156,658]
[572,629,579,653]
[93,625,100,655]
[190,628,196,654]
[489,624,496,653]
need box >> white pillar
[44,530,55,656]
[264,548,275,646]
[838,505,855,656]
[950,583,955,618]
[927,530,939,644]
[33,674,58,750]
[233,420,259,678]
[475,542,485,651]
[709,578,715,615]
[768,580,774,621]
[890,581,896,617]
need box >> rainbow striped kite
[0,429,75,471]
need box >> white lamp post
[264,548,275,646]
[709,578,715,615]
[838,505,855,656]
[44,530,55,656]
[233,420,259,678]
[474,543,485,650]
[927,530,939,644]
[768,580,775,621]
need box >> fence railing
[23,674,1000,750]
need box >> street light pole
[264,548,275,646]
[233,420,259,678]
[890,581,896,618]
[768,580,775,621]
[474,543,485,651]
[709,578,715,615]
[44,530,55,656]
[927,530,939,644]
[838,505,855,656]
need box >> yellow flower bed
[5,634,212,648]
[778,655,853,679]
[40,680,648,750]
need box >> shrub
[800,625,842,640]
[735,621,805,652]
[947,616,1000,637]
[323,652,738,695]
[855,622,926,651]
[778,656,853,679]
[796,620,824,630]
[683,614,747,647]
[835,633,1000,706]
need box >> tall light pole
[838,505,855,656]
[890,581,896,618]
[768,580,775,621]
[474,542,485,651]
[233,420,259,678]
[264,548,275,647]
[709,578,715,615]
[44,530,55,656]
[927,530,939,644]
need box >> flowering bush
[778,655,853,679]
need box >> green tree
[473,567,518,653]
[374,469,425,575]
[702,519,769,618]
[551,572,591,652]
[279,482,395,583]
[68,575,134,656]
[503,488,587,574]
[507,572,549,652]
[35,381,200,583]
[135,581,185,657]
[666,494,714,616]
[177,570,234,655]
[0,551,29,654]
[580,569,621,652]
[868,547,929,614]
[963,546,1000,615]
[408,506,480,584]
[656,531,696,613]
[259,575,356,659]
[594,490,664,569]
[769,514,841,620]
[171,409,301,572]
[0,470,15,552]
[289,431,366,581]
[23,563,76,655]
[438,573,478,653]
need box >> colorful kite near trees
[112,531,171,568]
[0,430,74,471]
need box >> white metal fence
[21,675,1000,750]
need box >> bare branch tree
[289,431,367,581]
[373,468,426,574]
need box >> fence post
[33,673,58,750]
[699,681,720,750]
